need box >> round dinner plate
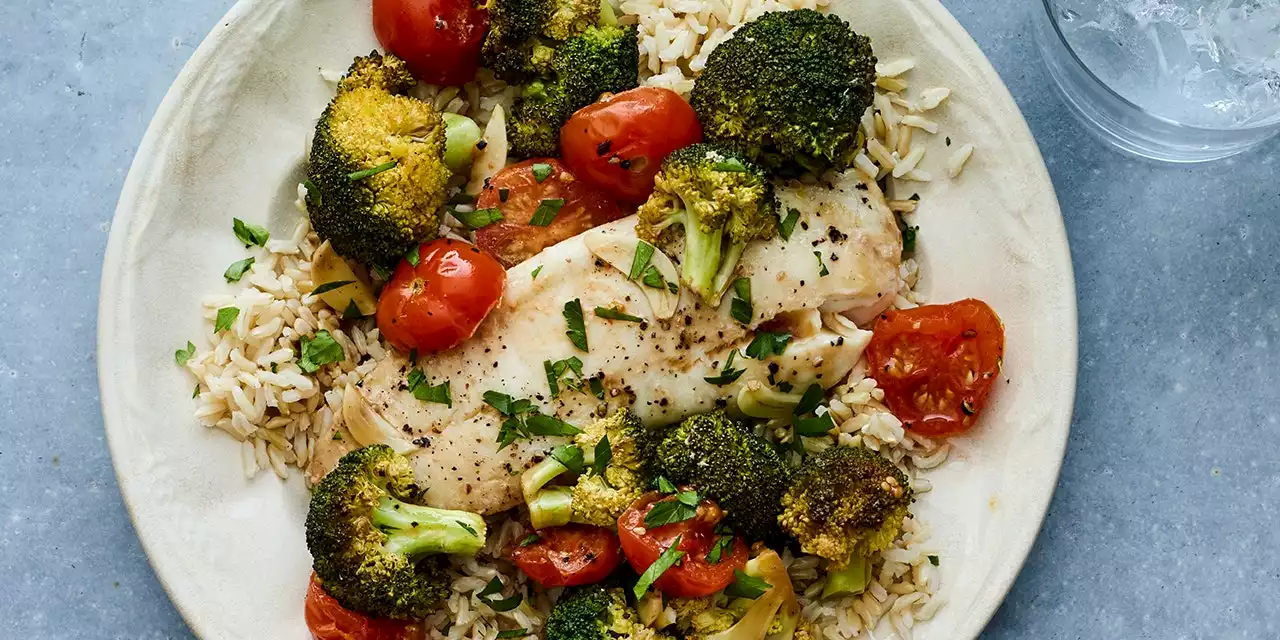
[98,0,1077,637]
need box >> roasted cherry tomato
[376,238,506,353]
[560,87,703,204]
[474,159,626,267]
[617,492,748,598]
[510,524,623,587]
[866,299,1005,437]
[372,0,488,85]
[305,574,424,640]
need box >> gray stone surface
[0,0,1276,637]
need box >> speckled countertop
[1,0,1277,637]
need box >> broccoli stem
[711,241,747,301]
[598,0,618,27]
[821,555,871,599]
[371,496,487,557]
[528,486,575,530]
[737,382,804,419]
[680,212,725,303]
[522,456,571,500]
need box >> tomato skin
[474,159,626,268]
[560,88,703,204]
[617,493,748,598]
[866,299,1005,437]
[372,0,488,86]
[510,524,623,587]
[376,239,506,353]
[305,574,424,640]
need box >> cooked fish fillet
[309,172,902,513]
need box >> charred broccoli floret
[546,585,674,640]
[689,10,877,176]
[636,144,778,305]
[653,411,790,543]
[507,24,640,157]
[521,409,656,529]
[306,445,488,619]
[481,0,603,82]
[306,52,452,267]
[778,445,912,571]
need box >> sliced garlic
[583,232,681,320]
[310,241,377,317]
[466,104,507,195]
[342,385,415,454]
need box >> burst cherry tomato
[510,524,623,587]
[617,492,748,598]
[560,87,703,204]
[305,574,424,640]
[376,239,506,353]
[474,159,626,267]
[866,299,1005,437]
[372,0,488,85]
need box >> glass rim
[1039,0,1280,133]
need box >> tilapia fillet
[310,172,902,513]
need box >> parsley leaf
[779,208,800,241]
[451,207,505,229]
[347,160,398,181]
[531,265,543,279]
[342,299,364,320]
[730,278,752,324]
[497,630,530,638]
[705,532,734,564]
[405,245,420,266]
[633,536,686,598]
[529,198,565,226]
[644,496,699,528]
[902,225,919,254]
[629,241,656,280]
[298,330,344,373]
[408,368,452,406]
[525,413,582,437]
[312,280,354,296]
[595,306,644,323]
[563,299,588,352]
[713,157,748,172]
[214,307,239,333]
[224,257,255,283]
[232,218,270,248]
[456,520,478,537]
[592,435,612,480]
[476,577,522,612]
[928,555,940,566]
[550,444,585,474]
[448,192,476,205]
[794,383,825,416]
[744,331,791,360]
[724,570,771,599]
[544,356,585,398]
[588,376,605,400]
[814,251,829,277]
[655,476,676,494]
[174,341,196,366]
[793,413,836,436]
[531,162,553,182]
[518,534,540,547]
[704,349,745,386]
[484,391,534,416]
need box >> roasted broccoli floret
[669,550,804,640]
[636,144,778,305]
[546,585,674,640]
[306,52,451,267]
[521,410,656,529]
[689,10,877,176]
[306,445,488,619]
[777,446,912,572]
[481,0,604,82]
[507,24,640,157]
[653,411,791,543]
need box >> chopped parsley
[793,413,836,437]
[595,306,644,323]
[192,383,201,399]
[588,376,605,400]
[779,208,800,241]
[654,476,676,494]
[476,577,522,612]
[730,278,752,324]
[486,390,581,449]
[448,192,476,205]
[712,157,748,172]
[529,198,565,227]
[591,434,612,480]
[644,491,701,528]
[342,299,364,320]
[405,245,420,266]
[456,520,479,537]
[174,341,196,366]
[794,383,825,416]
[223,257,255,283]
[814,251,830,277]
[902,225,919,254]
[311,280,354,296]
[232,218,270,248]
[407,368,452,407]
[518,534,541,547]
[497,630,531,639]
[531,162,553,182]
[928,555,940,566]
[629,241,656,280]
[550,444,585,474]
[724,570,771,599]
[531,265,543,279]
[298,330,343,373]
[346,160,398,181]
[563,298,588,352]
[214,307,239,333]
[451,207,504,229]
[705,532,734,564]
[744,331,791,360]
[703,349,745,386]
[544,356,585,398]
[633,536,686,598]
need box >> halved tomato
[617,492,748,598]
[474,159,626,268]
[510,524,623,587]
[304,574,424,640]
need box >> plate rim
[97,0,1079,636]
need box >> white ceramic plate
[99,0,1077,637]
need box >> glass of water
[1034,0,1280,162]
